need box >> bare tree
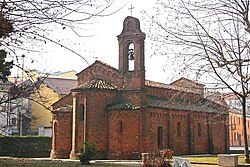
[0,71,51,135]
[0,0,118,64]
[144,0,250,162]
[0,0,120,135]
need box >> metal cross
[128,4,134,16]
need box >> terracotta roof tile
[106,102,140,110]
[145,80,201,94]
[147,97,227,114]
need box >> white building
[0,80,30,136]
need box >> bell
[128,49,134,60]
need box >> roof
[52,105,73,113]
[106,102,140,110]
[0,80,15,89]
[50,70,77,79]
[44,78,77,95]
[76,60,119,77]
[222,92,250,100]
[147,96,228,114]
[145,80,202,94]
[72,78,117,91]
[170,77,205,87]
[205,91,228,106]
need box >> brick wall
[76,62,123,88]
[108,109,142,159]
[75,90,117,158]
[168,110,189,154]
[210,115,229,153]
[50,112,72,159]
[190,113,209,154]
[52,94,73,109]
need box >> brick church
[50,16,229,160]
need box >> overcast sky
[12,0,175,83]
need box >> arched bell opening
[127,42,134,71]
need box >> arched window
[177,122,181,137]
[198,123,201,137]
[128,43,134,71]
[79,104,84,121]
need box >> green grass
[1,155,248,166]
[0,159,129,167]
[179,155,246,165]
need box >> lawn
[0,159,130,167]
[0,155,248,166]
[179,154,246,165]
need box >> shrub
[0,136,51,157]
[142,150,173,167]
[78,142,97,165]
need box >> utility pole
[19,54,25,136]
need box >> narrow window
[53,122,58,150]
[118,121,123,133]
[128,43,134,71]
[177,122,181,137]
[157,127,163,149]
[234,132,237,141]
[231,132,233,145]
[79,104,84,121]
[238,117,240,125]
[198,123,201,137]
[12,117,17,126]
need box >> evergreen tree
[0,49,13,82]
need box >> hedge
[0,136,52,158]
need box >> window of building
[234,132,237,141]
[177,122,181,137]
[11,117,16,126]
[53,121,57,149]
[247,105,250,111]
[198,123,201,137]
[79,104,84,121]
[157,127,163,149]
[238,117,241,125]
[118,121,123,133]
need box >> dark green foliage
[0,136,51,157]
[78,142,97,165]
[0,50,13,82]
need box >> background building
[29,72,77,136]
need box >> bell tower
[117,16,146,89]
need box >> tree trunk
[242,97,250,163]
